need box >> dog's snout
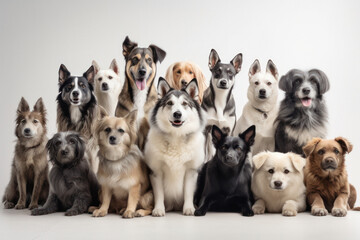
[322,157,337,170]
[220,80,227,87]
[173,111,182,119]
[325,157,334,164]
[102,82,109,90]
[181,79,187,86]
[61,149,68,156]
[259,89,266,95]
[139,68,146,77]
[72,91,79,97]
[274,181,282,188]
[302,88,310,95]
[226,155,234,162]
[109,136,117,145]
[24,128,31,134]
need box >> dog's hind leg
[65,192,92,216]
[3,167,19,209]
[31,193,59,215]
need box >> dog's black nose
[61,150,68,156]
[302,88,310,95]
[226,155,234,162]
[139,68,146,77]
[259,89,266,95]
[181,80,187,86]
[102,82,109,90]
[325,157,334,164]
[274,181,282,188]
[109,136,116,144]
[173,111,182,119]
[220,80,227,87]
[72,91,79,97]
[24,128,31,134]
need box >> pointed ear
[33,97,46,115]
[109,59,119,75]
[149,44,166,63]
[231,53,243,73]
[157,77,171,98]
[184,79,199,100]
[252,152,268,170]
[83,65,95,84]
[335,137,353,154]
[17,97,30,113]
[266,59,278,79]
[249,59,261,78]
[208,49,220,70]
[309,69,330,95]
[92,60,101,75]
[288,152,306,172]
[240,125,256,146]
[212,125,225,147]
[98,106,109,119]
[59,64,70,85]
[125,110,137,127]
[122,36,138,59]
[303,137,322,157]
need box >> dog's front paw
[14,203,26,210]
[28,203,38,210]
[152,208,165,217]
[31,208,47,216]
[183,206,195,216]
[194,209,207,216]
[92,208,108,217]
[88,206,97,214]
[65,209,80,216]
[3,201,15,209]
[242,208,254,217]
[332,208,347,217]
[252,205,265,215]
[122,210,135,219]
[311,207,328,216]
[282,208,297,217]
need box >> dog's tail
[139,190,154,210]
[349,184,360,211]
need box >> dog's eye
[147,58,153,64]
[334,149,340,155]
[69,139,76,145]
[131,58,139,65]
[20,119,26,124]
[108,76,113,80]
[294,78,302,85]
[66,85,72,92]
[182,102,188,107]
[176,70,181,74]
[236,146,242,151]
[118,128,124,133]
[268,169,274,174]
[189,71,193,74]
[221,145,227,151]
[318,149,325,155]
[33,119,39,124]
[79,82,85,89]
[98,77,102,81]
[255,81,259,85]
[284,169,290,174]
[267,82,272,86]
[167,101,174,106]
[55,141,62,146]
[104,127,111,133]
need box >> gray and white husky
[144,77,206,217]
[201,49,242,162]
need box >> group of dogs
[3,36,359,218]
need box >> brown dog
[165,61,207,103]
[303,137,358,216]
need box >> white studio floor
[1,207,360,240]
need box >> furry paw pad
[4,201,15,209]
[194,209,206,216]
[311,207,328,216]
[183,207,195,216]
[14,203,26,210]
[31,208,47,216]
[252,205,265,215]
[29,203,38,210]
[332,208,347,217]
[282,208,297,216]
[152,208,165,217]
[242,208,254,217]
[65,209,80,216]
[122,210,135,219]
[92,208,108,217]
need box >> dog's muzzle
[259,89,267,99]
[321,157,338,171]
[272,181,283,190]
[218,79,229,89]
[102,82,109,91]
[23,128,33,138]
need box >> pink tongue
[301,98,312,107]
[136,80,146,90]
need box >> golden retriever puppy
[252,152,306,216]
[303,137,358,217]
[165,61,207,103]
[91,109,153,218]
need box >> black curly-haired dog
[194,125,255,216]
[31,132,99,216]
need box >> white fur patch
[285,125,327,146]
[70,105,81,124]
[133,87,147,124]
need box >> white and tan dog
[234,59,279,155]
[251,151,306,216]
[92,59,123,116]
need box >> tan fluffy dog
[303,137,359,216]
[91,109,153,218]
[165,61,207,103]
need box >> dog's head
[58,64,96,107]
[47,132,86,167]
[122,36,166,91]
[253,152,305,191]
[151,77,204,135]
[15,97,47,144]
[247,59,278,102]
[279,69,330,108]
[303,137,352,177]
[208,49,242,90]
[96,108,137,160]
[92,59,122,94]
[212,125,255,167]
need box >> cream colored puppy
[251,151,306,216]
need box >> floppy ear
[83,65,95,84]
[98,106,109,119]
[335,137,353,154]
[288,152,306,172]
[33,97,46,116]
[125,110,138,128]
[122,36,138,59]
[252,152,268,170]
[184,79,199,100]
[212,125,225,147]
[309,69,330,95]
[266,59,278,79]
[92,60,101,75]
[240,125,256,146]
[109,59,119,75]
[59,64,70,85]
[231,53,243,74]
[17,97,30,114]
[192,63,207,103]
[165,63,176,88]
[249,59,261,78]
[278,73,292,92]
[149,44,166,63]
[302,137,322,157]
[75,134,86,159]
[208,49,220,70]
[157,77,171,98]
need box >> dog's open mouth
[71,98,80,104]
[135,78,146,91]
[170,120,184,127]
[301,97,312,107]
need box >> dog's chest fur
[133,87,148,123]
[14,140,47,174]
[285,123,327,146]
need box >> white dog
[251,151,306,216]
[92,59,123,116]
[234,59,279,155]
[144,78,205,217]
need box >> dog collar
[253,107,268,119]
[25,143,41,150]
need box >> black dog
[31,132,99,216]
[194,125,255,216]
[275,69,330,155]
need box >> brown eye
[105,127,111,133]
[221,145,227,151]
[182,102,188,106]
[318,149,325,155]
[167,101,173,106]
[236,146,242,151]
[147,58,152,64]
[334,149,339,155]
[176,70,181,74]
[33,119,39,124]
[284,169,290,174]
[66,85,72,92]
[255,81,259,85]
[267,82,272,86]
[79,82,85,89]
[56,141,61,146]
[118,128,124,133]
[98,77,102,81]
[108,76,113,80]
[268,169,274,174]
[131,58,139,65]
[69,139,76,145]
[21,119,26,124]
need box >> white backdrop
[1,0,360,197]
